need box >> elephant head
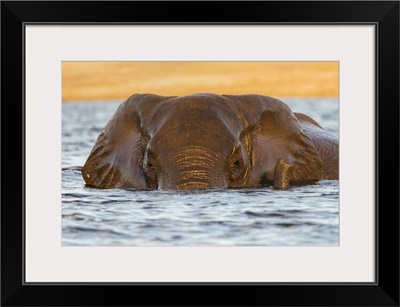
[82,93,338,190]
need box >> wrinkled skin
[82,93,338,190]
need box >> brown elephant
[82,93,338,190]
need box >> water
[62,98,339,246]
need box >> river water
[62,98,339,246]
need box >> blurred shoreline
[62,96,339,104]
[62,62,338,101]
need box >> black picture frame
[1,1,399,306]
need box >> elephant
[82,93,338,190]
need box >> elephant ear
[81,94,168,189]
[249,103,323,185]
[294,112,339,179]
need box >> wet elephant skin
[82,93,338,190]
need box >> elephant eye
[229,155,243,182]
[144,152,158,188]
[229,145,249,186]
[147,160,155,170]
[231,158,241,170]
[230,147,242,168]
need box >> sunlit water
[62,98,339,246]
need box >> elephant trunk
[175,168,214,190]
[160,146,226,190]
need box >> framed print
[1,1,399,306]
